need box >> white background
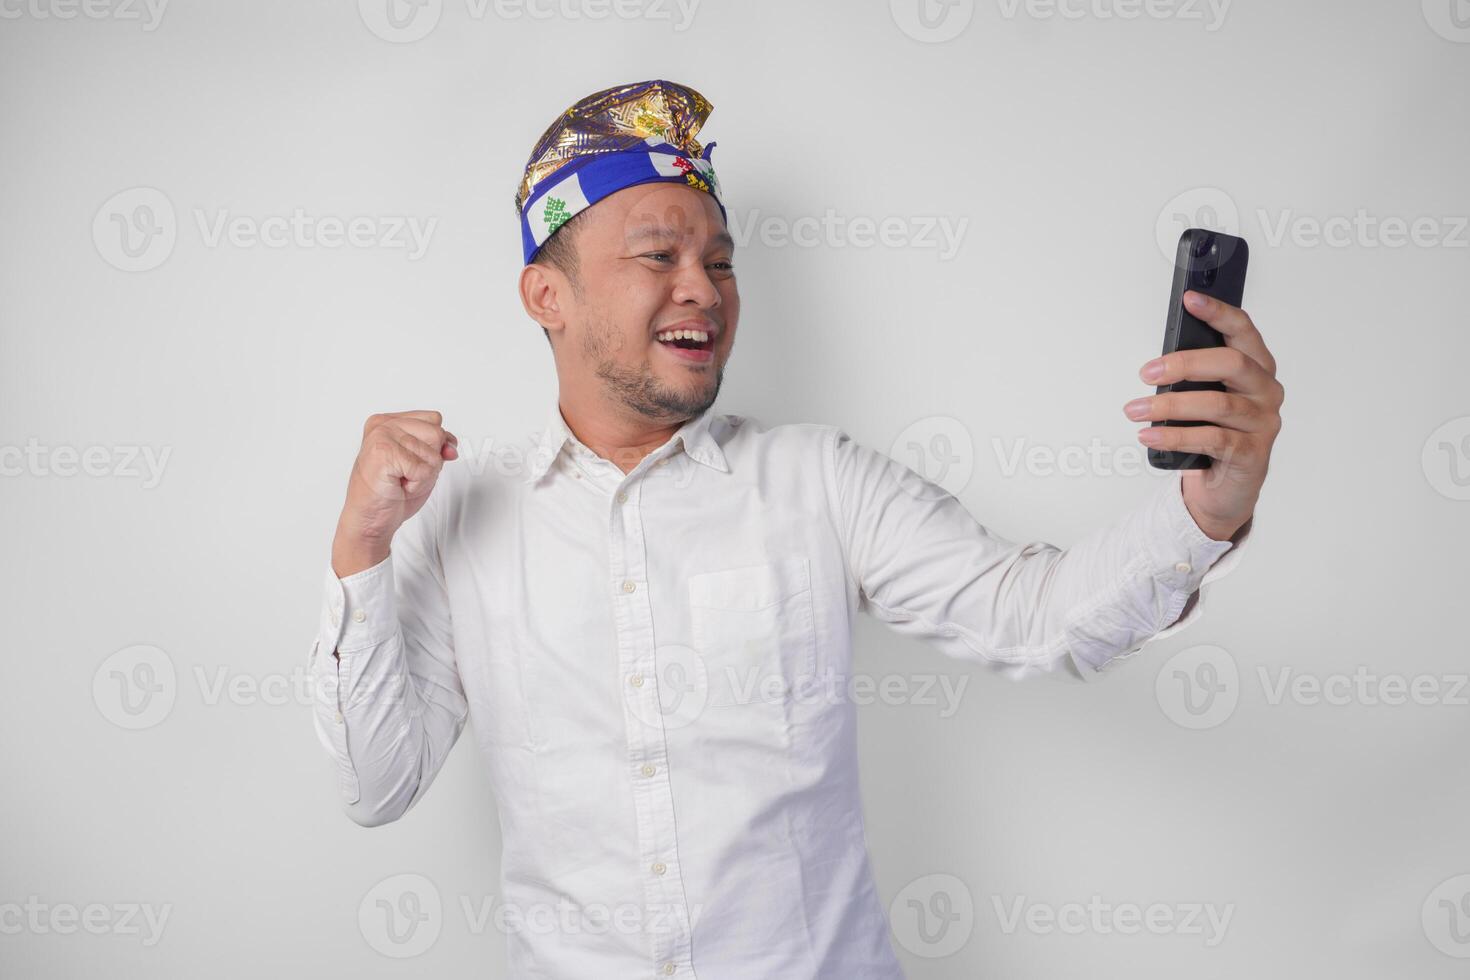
[2,0,1467,976]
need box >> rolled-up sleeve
[826,427,1250,681]
[307,489,469,826]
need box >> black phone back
[1149,228,1249,470]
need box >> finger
[1181,292,1277,376]
[381,417,455,453]
[391,441,441,499]
[393,431,447,472]
[363,410,444,438]
[1138,423,1257,466]
[1123,389,1268,432]
[1143,345,1279,399]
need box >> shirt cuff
[317,553,399,657]
[1080,472,1253,679]
[1146,470,1241,595]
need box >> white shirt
[309,398,1248,979]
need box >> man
[309,79,1282,978]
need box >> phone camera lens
[1200,266,1218,288]
[1192,234,1214,258]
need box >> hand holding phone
[1148,228,1250,469]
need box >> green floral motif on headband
[543,196,571,235]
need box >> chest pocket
[688,557,817,707]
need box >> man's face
[542,183,739,423]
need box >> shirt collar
[524,397,729,485]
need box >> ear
[519,263,571,338]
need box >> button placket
[609,478,697,976]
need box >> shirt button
[352,609,366,623]
[1174,561,1192,574]
[617,491,628,503]
[641,763,656,777]
[621,580,636,593]
[651,861,666,875]
[662,963,676,975]
[334,710,344,724]
[629,674,644,688]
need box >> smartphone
[1148,228,1249,470]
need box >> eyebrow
[626,227,736,251]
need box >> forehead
[583,183,732,251]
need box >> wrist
[332,525,392,579]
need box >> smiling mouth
[654,327,713,353]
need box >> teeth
[656,329,710,343]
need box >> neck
[557,389,690,475]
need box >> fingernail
[1141,358,1165,382]
[1123,397,1152,420]
[1184,291,1208,311]
[1138,426,1162,444]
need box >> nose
[671,259,721,310]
